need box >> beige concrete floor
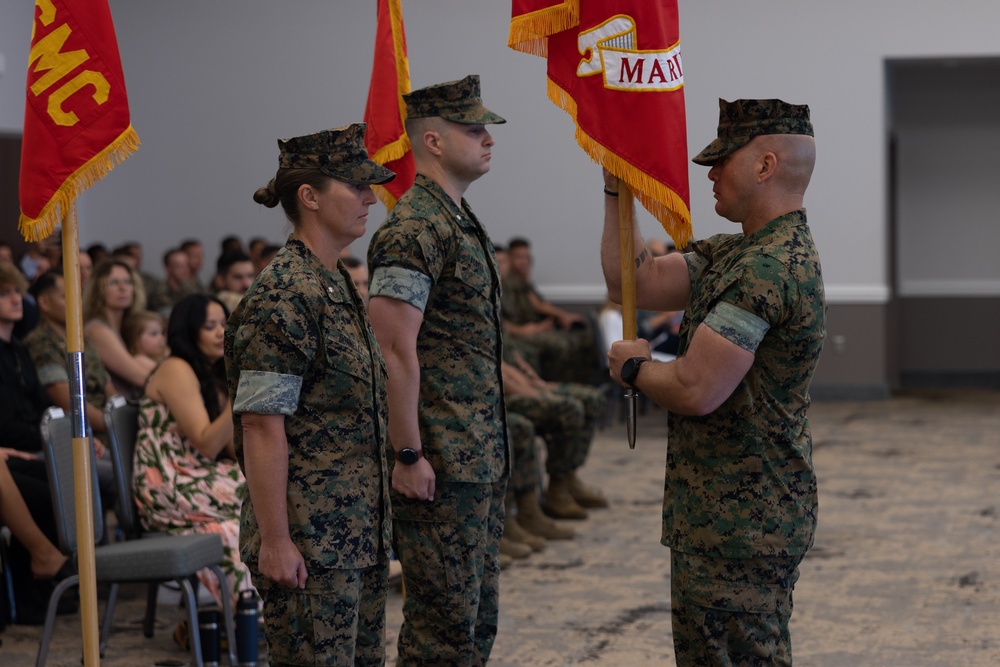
[2,389,998,666]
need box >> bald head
[753,134,816,195]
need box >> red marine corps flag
[364,0,415,209]
[510,0,690,446]
[509,0,691,247]
[18,2,139,662]
[19,0,139,241]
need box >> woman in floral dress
[133,293,252,601]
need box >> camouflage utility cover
[368,173,509,483]
[225,236,391,570]
[404,75,506,125]
[277,123,395,186]
[693,98,813,166]
[667,210,826,558]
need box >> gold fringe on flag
[19,125,140,242]
[547,79,692,248]
[508,0,579,57]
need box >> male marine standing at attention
[367,75,509,666]
[604,99,826,666]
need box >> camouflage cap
[277,123,395,185]
[404,75,506,125]
[692,99,814,166]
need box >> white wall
[4,1,1000,303]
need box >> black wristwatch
[395,448,423,465]
[620,356,649,388]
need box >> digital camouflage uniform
[503,335,603,477]
[24,322,111,446]
[24,321,117,511]
[501,273,596,384]
[226,236,392,667]
[657,98,826,667]
[506,412,539,497]
[666,210,825,667]
[369,165,510,665]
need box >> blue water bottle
[235,589,259,667]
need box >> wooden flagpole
[617,185,639,448]
[61,203,101,665]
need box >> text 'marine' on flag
[19,0,139,242]
[364,0,414,211]
[509,0,692,248]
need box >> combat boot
[542,475,588,520]
[504,515,546,552]
[499,552,513,570]
[499,536,533,559]
[516,491,575,540]
[568,472,609,508]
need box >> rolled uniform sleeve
[229,294,314,416]
[369,265,433,312]
[233,371,302,416]
[703,301,770,353]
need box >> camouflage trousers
[507,412,540,496]
[670,550,803,667]
[506,382,603,477]
[392,479,507,667]
[512,327,597,385]
[250,558,389,667]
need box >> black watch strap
[622,356,649,388]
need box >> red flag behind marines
[363,0,415,210]
[509,0,691,247]
[19,0,139,242]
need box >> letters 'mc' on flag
[509,0,692,247]
[19,0,139,242]
[364,0,415,210]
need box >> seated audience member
[78,249,93,289]
[133,293,252,603]
[86,242,109,268]
[112,241,160,304]
[220,235,245,257]
[213,249,255,315]
[0,241,14,265]
[0,263,53,456]
[247,236,268,275]
[123,310,168,367]
[505,237,585,329]
[180,239,208,293]
[498,239,596,384]
[503,336,608,521]
[341,255,370,307]
[25,271,117,451]
[0,453,69,581]
[0,264,72,623]
[18,239,51,282]
[498,412,544,561]
[146,247,200,317]
[501,377,575,550]
[83,259,156,400]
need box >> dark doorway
[887,57,1000,389]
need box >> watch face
[623,357,644,386]
[397,448,420,465]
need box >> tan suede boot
[504,515,546,552]
[569,472,609,508]
[499,553,513,570]
[516,491,575,540]
[542,475,589,520]
[499,536,533,559]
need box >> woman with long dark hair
[132,293,252,602]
